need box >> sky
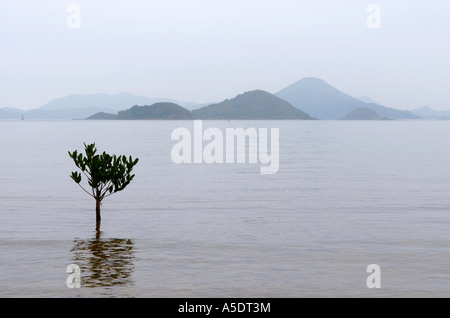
[1,0,449,110]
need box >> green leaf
[69,143,139,201]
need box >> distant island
[117,103,192,120]
[342,107,386,120]
[87,103,193,120]
[191,90,313,120]
[87,112,119,120]
[87,90,313,120]
[2,77,444,120]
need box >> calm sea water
[0,119,449,297]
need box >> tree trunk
[96,199,101,225]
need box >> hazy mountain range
[0,93,204,120]
[87,91,312,120]
[275,77,418,120]
[1,77,445,120]
[409,106,450,119]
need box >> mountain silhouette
[41,92,201,112]
[86,112,119,120]
[88,102,193,119]
[0,79,429,120]
[275,77,418,120]
[411,106,450,119]
[342,107,384,120]
[0,93,203,120]
[117,102,192,119]
[192,90,313,120]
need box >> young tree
[68,143,139,225]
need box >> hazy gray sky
[1,0,449,110]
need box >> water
[0,119,449,297]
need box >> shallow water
[1,120,449,297]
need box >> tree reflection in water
[70,228,135,288]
